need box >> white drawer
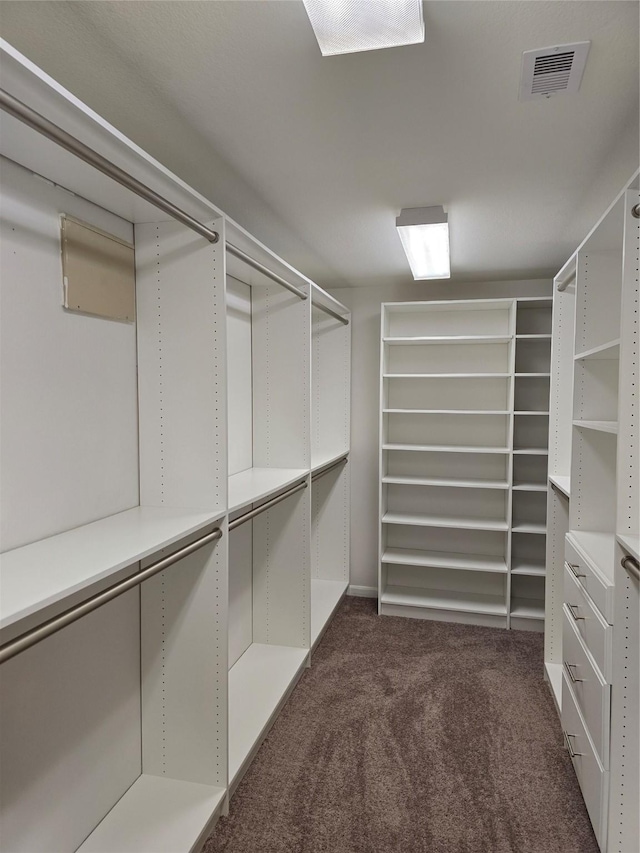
[565,534,614,624]
[564,564,612,682]
[562,672,609,851]
[562,606,610,767]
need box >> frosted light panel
[302,0,424,56]
[397,222,451,280]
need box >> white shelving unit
[0,41,351,851]
[544,172,639,853]
[378,298,551,630]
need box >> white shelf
[311,450,349,474]
[381,585,507,616]
[383,373,510,379]
[0,506,225,643]
[228,467,308,513]
[383,335,512,346]
[570,531,616,584]
[548,474,571,498]
[383,409,509,415]
[573,420,619,435]
[311,578,348,648]
[228,643,309,786]
[574,339,621,361]
[77,775,225,853]
[382,475,509,489]
[511,561,546,577]
[512,522,547,535]
[515,373,551,378]
[382,511,508,532]
[513,448,549,455]
[617,534,640,562]
[514,411,549,416]
[510,597,545,619]
[382,547,508,573]
[512,482,547,492]
[545,662,563,713]
[517,334,552,340]
[383,443,510,454]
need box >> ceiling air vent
[519,42,590,101]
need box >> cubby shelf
[515,411,549,416]
[548,474,571,497]
[383,409,509,415]
[383,443,510,454]
[511,561,546,577]
[510,598,545,619]
[572,420,619,435]
[382,475,509,489]
[512,482,548,492]
[228,468,308,513]
[228,644,309,787]
[574,339,621,361]
[382,547,508,573]
[515,373,551,378]
[513,448,549,455]
[0,506,226,643]
[77,776,226,853]
[512,522,547,534]
[383,335,512,345]
[381,585,508,617]
[383,372,511,379]
[382,511,509,532]
[517,334,552,340]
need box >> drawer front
[563,606,610,768]
[564,564,612,681]
[565,535,614,624]
[562,672,608,850]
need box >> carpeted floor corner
[205,596,599,853]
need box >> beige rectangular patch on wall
[61,215,135,321]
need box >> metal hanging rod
[0,526,223,666]
[312,456,348,482]
[229,480,307,531]
[313,300,349,326]
[621,554,640,582]
[0,89,220,245]
[226,242,308,301]
[556,268,576,293]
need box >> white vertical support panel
[312,464,350,583]
[544,485,569,678]
[549,273,576,479]
[252,284,310,469]
[228,521,254,668]
[136,217,226,511]
[253,487,310,649]
[226,277,253,476]
[0,593,141,852]
[312,306,351,466]
[506,300,517,628]
[141,529,227,788]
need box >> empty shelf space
[383,335,512,346]
[77,775,226,853]
[512,482,548,492]
[228,468,308,512]
[570,531,615,584]
[381,585,507,616]
[512,522,547,535]
[617,534,640,562]
[382,475,509,489]
[383,409,509,415]
[311,578,348,648]
[311,451,349,473]
[383,444,510,454]
[510,598,545,620]
[382,511,508,532]
[228,643,309,786]
[548,474,571,498]
[0,506,225,641]
[511,561,546,577]
[382,547,508,574]
[574,339,620,361]
[573,420,618,435]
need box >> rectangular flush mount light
[302,0,424,57]
[396,206,450,280]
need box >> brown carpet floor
[205,596,599,853]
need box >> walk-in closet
[0,3,638,852]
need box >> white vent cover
[519,42,590,100]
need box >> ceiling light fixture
[396,206,450,280]
[302,0,424,57]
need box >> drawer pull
[565,561,585,579]
[567,603,585,621]
[564,661,584,683]
[563,731,583,759]
[621,555,640,582]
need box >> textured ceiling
[1,1,638,288]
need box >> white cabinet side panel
[141,534,227,789]
[545,486,569,666]
[252,285,309,469]
[228,522,254,668]
[253,487,310,648]
[136,219,226,510]
[312,309,351,465]
[312,464,350,582]
[0,157,138,552]
[549,283,576,478]
[0,592,141,852]
[226,277,253,476]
